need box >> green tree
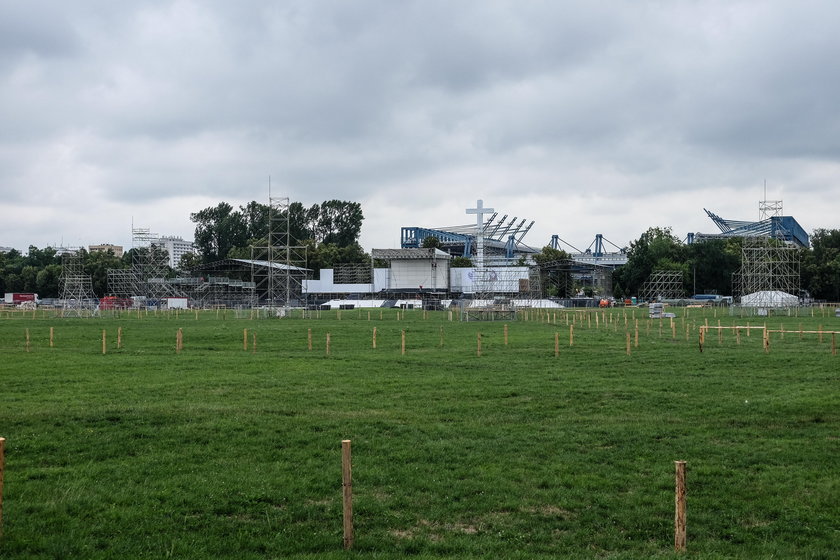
[614,227,686,296]
[802,228,840,301]
[35,264,62,298]
[84,248,126,297]
[190,202,248,262]
[316,200,363,246]
[421,236,442,249]
[685,238,741,295]
[451,256,473,268]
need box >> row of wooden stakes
[0,437,685,551]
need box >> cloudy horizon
[1,0,837,255]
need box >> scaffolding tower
[59,251,98,317]
[250,196,308,313]
[732,237,800,307]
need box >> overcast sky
[1,0,838,255]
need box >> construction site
[36,195,814,317]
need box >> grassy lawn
[0,307,837,558]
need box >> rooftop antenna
[759,179,782,220]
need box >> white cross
[465,199,494,231]
[466,199,494,284]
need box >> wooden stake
[832,333,836,356]
[372,327,377,349]
[674,460,687,552]
[401,330,405,355]
[477,332,482,357]
[635,325,639,348]
[50,326,54,348]
[736,328,741,345]
[244,328,248,351]
[503,324,509,346]
[117,326,123,349]
[763,329,770,353]
[819,325,824,344]
[569,324,574,347]
[251,332,257,354]
[342,439,353,550]
[326,333,331,355]
[672,323,677,340]
[626,331,631,355]
[308,328,312,351]
[554,332,559,357]
[102,330,107,355]
[0,437,4,537]
[25,328,31,353]
[176,328,183,354]
[718,320,722,344]
[439,326,444,347]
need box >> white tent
[740,290,799,308]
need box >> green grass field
[0,307,837,559]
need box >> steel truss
[732,237,800,307]
[640,271,685,301]
[60,251,98,317]
[251,196,308,313]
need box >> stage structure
[639,271,685,302]
[532,259,613,299]
[59,251,98,317]
[732,237,800,309]
[107,227,188,303]
[250,196,308,312]
[461,200,517,321]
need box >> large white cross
[466,199,494,286]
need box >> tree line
[613,226,840,301]
[2,206,839,301]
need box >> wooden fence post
[554,332,559,358]
[569,324,574,347]
[326,333,331,355]
[50,326,54,348]
[439,326,444,347]
[308,328,312,351]
[674,460,687,552]
[102,330,107,355]
[342,439,353,550]
[477,332,482,357]
[0,437,5,537]
[117,327,123,349]
[763,329,770,353]
[626,331,631,355]
[401,330,406,355]
[25,328,31,353]
[504,324,508,346]
[832,332,836,356]
[372,327,377,349]
[251,332,256,354]
[244,328,248,351]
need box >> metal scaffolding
[59,251,98,317]
[640,270,685,301]
[250,196,308,312]
[732,237,800,307]
[107,227,186,303]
